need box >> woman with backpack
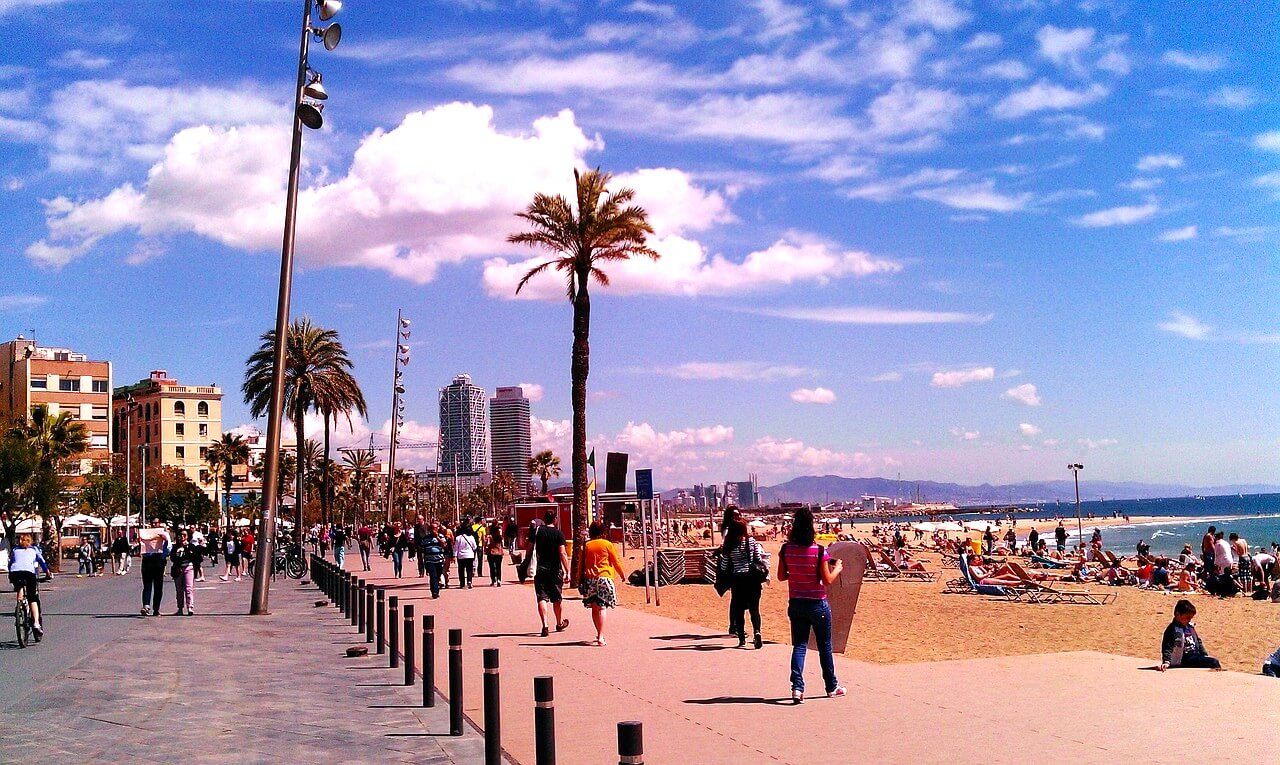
[390,524,410,578]
[486,520,505,586]
[777,506,846,704]
[453,523,478,589]
[722,511,767,649]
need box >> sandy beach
[618,539,1280,674]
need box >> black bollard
[365,585,374,643]
[376,589,386,655]
[340,571,349,614]
[403,604,416,686]
[483,648,501,765]
[389,596,400,669]
[357,579,365,632]
[534,676,556,765]
[617,721,643,765]
[423,615,435,708]
[349,577,358,626]
[449,628,463,736]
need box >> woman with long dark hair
[722,511,765,648]
[777,506,845,704]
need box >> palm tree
[243,317,363,536]
[527,449,561,496]
[11,404,90,569]
[206,433,250,530]
[490,469,518,517]
[508,168,656,580]
[313,371,366,526]
[342,448,376,523]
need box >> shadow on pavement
[518,640,595,648]
[655,644,737,652]
[650,633,726,641]
[473,632,542,638]
[684,696,794,706]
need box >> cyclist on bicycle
[9,533,50,638]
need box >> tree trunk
[294,416,305,545]
[322,412,332,527]
[569,272,591,586]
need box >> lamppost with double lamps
[1069,463,1084,557]
[250,0,345,616]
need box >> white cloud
[1095,50,1130,76]
[1158,225,1197,242]
[992,81,1108,119]
[931,367,995,387]
[30,103,600,277]
[1078,437,1118,449]
[869,371,903,382]
[1254,131,1280,152]
[1071,201,1158,227]
[752,0,808,41]
[865,82,967,139]
[1136,154,1183,172]
[790,387,837,404]
[1206,86,1258,109]
[646,362,815,382]
[50,50,111,70]
[0,294,47,311]
[949,427,980,441]
[895,0,972,31]
[963,32,1002,50]
[1254,172,1280,188]
[1042,439,1061,447]
[518,383,544,402]
[1018,423,1041,436]
[45,80,284,173]
[747,436,871,473]
[1036,25,1095,69]
[981,60,1031,80]
[1213,225,1273,242]
[1162,50,1226,72]
[1157,311,1212,340]
[751,306,993,325]
[1001,383,1042,406]
[0,114,45,141]
[486,231,902,300]
[0,0,68,17]
[914,181,1033,212]
[1044,114,1107,141]
[617,421,735,453]
[1121,177,1163,191]
[447,52,691,94]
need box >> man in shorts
[524,510,570,638]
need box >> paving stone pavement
[0,573,486,765]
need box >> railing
[310,554,649,764]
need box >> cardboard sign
[138,527,170,555]
[824,541,869,654]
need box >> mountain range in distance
[664,475,1280,506]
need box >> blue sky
[2,0,1277,488]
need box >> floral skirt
[581,577,617,609]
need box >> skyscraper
[438,374,489,473]
[489,386,531,493]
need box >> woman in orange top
[580,521,624,646]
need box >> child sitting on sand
[1158,600,1222,671]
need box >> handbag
[746,540,769,584]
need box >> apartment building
[112,370,222,499]
[1,336,112,478]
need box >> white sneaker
[235,576,242,582]
[219,575,228,581]
[141,605,151,616]
[827,686,847,698]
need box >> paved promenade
[0,569,484,765]
[354,551,1280,764]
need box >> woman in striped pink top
[777,507,845,704]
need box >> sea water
[895,493,1280,556]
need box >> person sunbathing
[970,560,1027,587]
[892,548,928,572]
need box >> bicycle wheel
[286,557,305,579]
[15,602,28,649]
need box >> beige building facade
[112,370,222,500]
[1,337,113,479]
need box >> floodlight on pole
[250,0,348,616]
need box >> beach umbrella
[234,517,252,527]
[748,519,767,528]
[109,514,140,527]
[61,514,106,529]
[963,520,994,531]
[15,517,42,533]
[936,521,964,532]
[912,522,937,532]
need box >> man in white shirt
[1212,532,1235,576]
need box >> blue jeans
[425,561,443,597]
[334,545,345,569]
[391,549,404,577]
[788,598,837,694]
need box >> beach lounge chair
[878,549,938,582]
[1025,582,1116,605]
[1030,553,1068,569]
[953,556,1024,600]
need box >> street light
[1068,463,1084,558]
[386,309,410,526]
[250,0,346,616]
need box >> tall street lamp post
[386,311,411,526]
[250,0,345,615]
[1069,463,1084,557]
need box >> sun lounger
[1025,583,1116,605]
[877,549,939,582]
[1031,554,1068,569]
[953,556,1023,600]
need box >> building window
[197,401,209,417]
[153,423,159,436]
[89,434,108,449]
[199,423,208,437]
[153,446,159,460]
[144,403,152,421]
[176,446,185,460]
[92,406,108,421]
[174,401,186,417]
[176,423,185,437]
[199,446,209,460]
[92,379,109,393]
[200,469,211,484]
[59,378,81,392]
[29,376,47,389]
